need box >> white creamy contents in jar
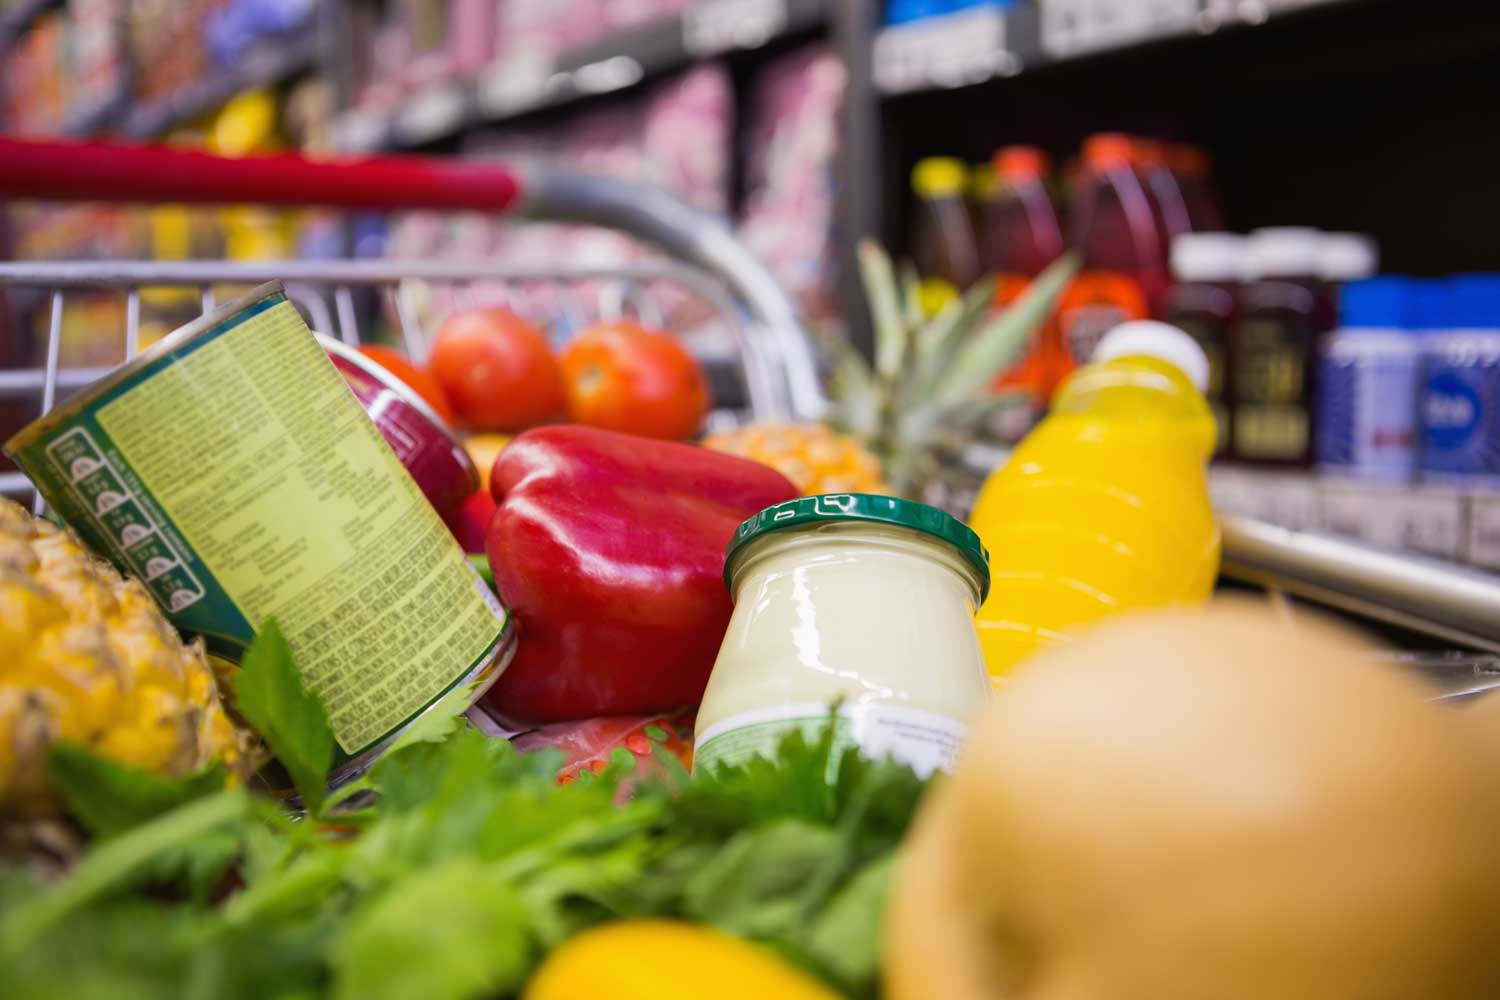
[694,495,992,778]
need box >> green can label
[7,286,509,763]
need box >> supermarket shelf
[119,34,319,140]
[0,0,59,52]
[1210,467,1500,574]
[874,0,1362,95]
[332,0,829,152]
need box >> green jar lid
[725,493,990,601]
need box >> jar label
[693,702,968,779]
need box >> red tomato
[559,321,711,440]
[357,345,456,425]
[428,309,566,432]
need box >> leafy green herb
[47,743,228,839]
[3,646,930,1000]
[234,618,333,814]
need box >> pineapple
[708,241,1078,499]
[0,498,247,819]
[703,423,889,495]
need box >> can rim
[4,280,287,458]
[318,335,478,495]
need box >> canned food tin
[321,336,477,517]
[5,282,515,784]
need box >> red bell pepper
[484,425,798,722]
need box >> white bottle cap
[1245,227,1323,280]
[1318,232,1378,282]
[1094,320,1211,394]
[1170,232,1247,283]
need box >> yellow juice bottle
[969,321,1221,677]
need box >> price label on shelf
[874,6,1021,94]
[683,0,788,57]
[479,54,556,116]
[1467,496,1500,569]
[1324,482,1468,560]
[1040,0,1198,57]
[395,84,468,146]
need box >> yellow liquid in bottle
[969,355,1220,677]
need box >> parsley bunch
[0,623,928,999]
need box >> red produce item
[559,320,711,440]
[428,308,566,432]
[484,425,798,722]
[443,489,496,555]
[357,345,457,425]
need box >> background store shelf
[0,0,59,52]
[120,33,319,140]
[872,0,1360,96]
[332,0,829,152]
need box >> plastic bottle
[1134,139,1194,261]
[1057,133,1165,373]
[1166,232,1246,457]
[1230,227,1331,465]
[981,146,1065,411]
[1316,277,1418,482]
[910,157,981,316]
[1166,142,1226,233]
[1318,232,1379,286]
[980,145,1064,279]
[1420,275,1500,486]
[968,321,1220,677]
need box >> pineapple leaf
[898,260,925,332]
[857,240,909,383]
[926,252,1079,415]
[910,277,1000,403]
[812,328,881,438]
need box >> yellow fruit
[0,499,247,817]
[463,433,512,493]
[525,920,840,1000]
[886,601,1500,1000]
[703,423,889,496]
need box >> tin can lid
[725,493,990,601]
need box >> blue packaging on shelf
[1419,275,1500,486]
[885,0,1018,26]
[1317,277,1419,482]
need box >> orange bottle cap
[1082,133,1136,169]
[993,145,1051,180]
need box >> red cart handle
[0,137,523,212]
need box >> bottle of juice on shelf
[1057,133,1166,374]
[911,157,981,317]
[982,145,1065,411]
[1135,139,1194,259]
[1166,232,1245,457]
[969,321,1220,677]
[1166,142,1226,233]
[980,145,1064,279]
[1316,276,1418,482]
[1230,227,1331,466]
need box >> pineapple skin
[703,424,891,497]
[0,498,245,817]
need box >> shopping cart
[2,136,1500,687]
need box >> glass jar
[694,494,992,777]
